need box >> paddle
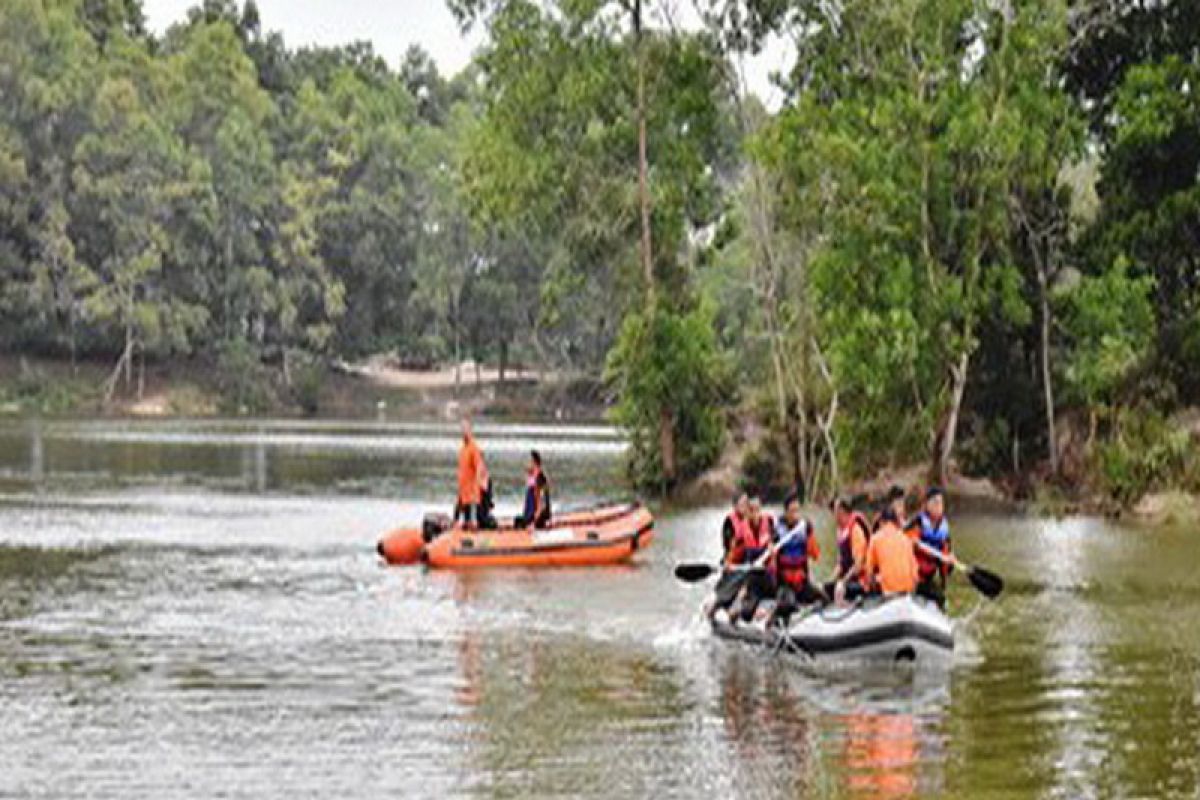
[673,527,803,584]
[915,541,1004,599]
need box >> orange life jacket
[729,514,772,565]
[836,511,870,577]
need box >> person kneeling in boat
[905,487,952,608]
[708,495,773,622]
[477,457,498,530]
[764,493,824,626]
[516,450,552,529]
[863,507,919,595]
[825,497,871,604]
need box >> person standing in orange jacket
[455,419,485,529]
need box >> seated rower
[766,493,824,625]
[517,450,552,529]
[825,497,871,604]
[477,456,497,530]
[708,495,773,622]
[864,507,919,595]
[905,487,952,608]
[873,484,908,532]
[721,492,749,563]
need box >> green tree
[732,0,1080,485]
[606,301,728,489]
[1058,258,1156,431]
[0,0,99,359]
[455,0,734,487]
[72,67,208,399]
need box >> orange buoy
[377,527,425,565]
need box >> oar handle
[748,527,802,569]
[915,540,961,569]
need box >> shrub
[1092,407,1199,505]
[288,351,325,416]
[605,301,730,491]
[216,340,275,414]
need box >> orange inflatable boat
[377,502,654,569]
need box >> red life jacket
[730,514,773,564]
[773,519,814,589]
[836,511,870,575]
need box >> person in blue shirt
[518,450,552,529]
[904,487,952,608]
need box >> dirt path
[338,357,546,390]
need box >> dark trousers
[823,578,866,602]
[515,508,551,529]
[737,571,777,623]
[455,503,478,526]
[916,574,946,608]
[774,581,824,622]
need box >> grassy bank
[0,354,610,422]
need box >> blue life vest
[915,511,950,578]
[917,512,949,546]
[774,519,812,588]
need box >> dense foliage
[2,0,1198,502]
[0,0,544,403]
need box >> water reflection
[241,433,268,492]
[28,418,44,486]
[840,712,918,799]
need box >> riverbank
[0,354,609,423]
[7,354,1199,524]
[677,414,1200,526]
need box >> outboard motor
[422,512,452,543]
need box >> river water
[0,418,1197,799]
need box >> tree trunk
[812,337,840,499]
[224,227,234,340]
[633,0,654,305]
[68,304,77,376]
[935,350,970,486]
[632,1,674,490]
[103,330,134,405]
[1038,263,1059,475]
[658,406,676,485]
[499,339,508,385]
[453,300,461,399]
[137,340,145,401]
[123,317,133,389]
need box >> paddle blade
[967,565,1004,599]
[674,563,718,583]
